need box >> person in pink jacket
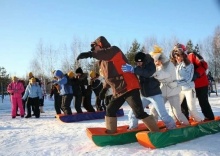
[7,76,25,118]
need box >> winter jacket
[187,53,209,88]
[134,54,161,97]
[7,81,24,98]
[154,58,181,97]
[22,83,42,99]
[55,77,73,96]
[91,36,140,97]
[76,73,89,96]
[176,62,195,91]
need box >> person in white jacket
[150,45,189,125]
[170,46,203,122]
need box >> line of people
[76,36,215,134]
[50,68,112,116]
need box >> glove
[77,51,92,60]
[121,63,134,73]
[99,88,108,100]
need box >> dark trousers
[83,89,95,112]
[106,89,149,119]
[196,86,214,120]
[181,86,214,120]
[74,93,83,113]
[105,95,112,106]
[54,95,62,114]
[26,97,40,118]
[61,94,73,115]
[39,96,44,106]
[94,96,106,111]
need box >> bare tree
[212,26,220,79]
[143,36,158,53]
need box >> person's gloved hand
[99,88,108,100]
[192,72,200,81]
[121,63,134,73]
[77,51,92,60]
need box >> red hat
[175,43,186,52]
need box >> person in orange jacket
[77,36,159,134]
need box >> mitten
[121,63,134,73]
[77,51,92,60]
[99,88,108,100]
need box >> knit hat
[29,77,36,83]
[89,71,96,79]
[68,71,75,79]
[135,52,146,62]
[75,67,83,74]
[54,70,63,78]
[28,72,33,78]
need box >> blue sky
[0,0,220,78]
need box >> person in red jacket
[174,43,214,121]
[77,36,159,134]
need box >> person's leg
[25,98,32,118]
[184,89,203,122]
[17,97,25,117]
[62,94,73,115]
[54,95,61,114]
[168,95,189,125]
[150,94,176,129]
[125,89,159,132]
[33,97,40,118]
[196,86,214,120]
[11,97,16,118]
[83,89,95,112]
[128,96,151,129]
[105,95,124,134]
[180,94,189,120]
[74,94,83,113]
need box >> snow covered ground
[0,85,220,156]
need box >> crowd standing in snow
[6,36,216,136]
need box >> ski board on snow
[136,116,220,149]
[86,121,166,147]
[56,109,124,123]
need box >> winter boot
[142,115,160,132]
[40,106,45,113]
[105,116,117,134]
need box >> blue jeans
[128,94,176,129]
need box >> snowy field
[0,85,220,156]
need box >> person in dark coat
[75,67,95,112]
[77,36,159,134]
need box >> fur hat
[68,71,75,79]
[89,71,96,79]
[28,72,33,78]
[150,45,168,63]
[75,67,83,74]
[54,70,63,78]
[135,52,146,62]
